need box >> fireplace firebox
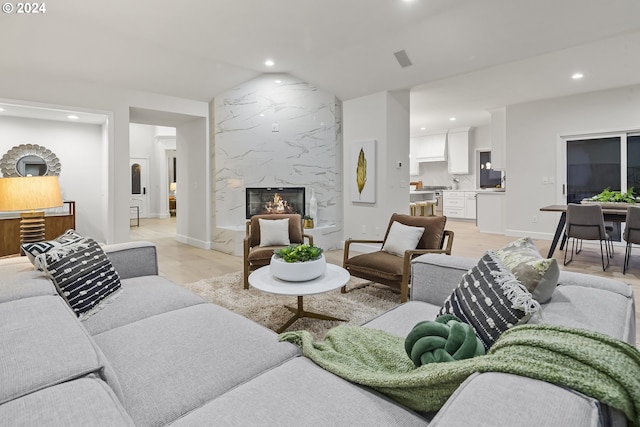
[246,187,305,219]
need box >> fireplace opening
[246,187,305,219]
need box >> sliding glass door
[566,136,620,203]
[563,132,640,202]
[563,132,640,241]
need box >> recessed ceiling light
[449,117,457,121]
[0,107,4,112]
[274,80,282,83]
[572,73,584,80]
[420,127,426,131]
[67,115,79,120]
[265,59,275,67]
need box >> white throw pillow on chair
[259,218,291,247]
[382,221,425,257]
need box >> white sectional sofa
[0,242,635,426]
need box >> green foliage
[274,243,323,263]
[588,187,639,204]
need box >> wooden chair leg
[243,263,250,289]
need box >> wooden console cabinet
[0,201,75,257]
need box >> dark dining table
[540,204,628,258]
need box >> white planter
[270,254,327,282]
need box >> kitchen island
[476,190,506,233]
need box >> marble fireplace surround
[212,73,343,256]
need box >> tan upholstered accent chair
[243,214,313,289]
[341,213,454,303]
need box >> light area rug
[182,271,399,339]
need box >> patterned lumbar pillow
[439,251,540,350]
[495,237,559,304]
[21,229,84,266]
[35,237,121,320]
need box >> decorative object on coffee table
[271,243,325,282]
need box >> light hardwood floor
[131,217,639,343]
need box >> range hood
[412,132,447,163]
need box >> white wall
[0,68,208,244]
[343,90,410,242]
[0,116,107,241]
[505,84,640,238]
[176,117,210,248]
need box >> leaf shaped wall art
[351,140,376,203]
[356,147,367,199]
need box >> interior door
[130,158,149,219]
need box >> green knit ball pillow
[405,314,485,367]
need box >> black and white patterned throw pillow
[21,229,84,266]
[439,251,540,350]
[35,237,121,320]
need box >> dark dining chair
[623,205,640,274]
[564,203,612,271]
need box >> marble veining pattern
[212,74,343,253]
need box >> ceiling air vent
[393,50,413,68]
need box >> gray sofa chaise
[0,242,636,426]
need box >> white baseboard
[503,229,555,241]
[175,233,212,250]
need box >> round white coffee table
[248,263,350,333]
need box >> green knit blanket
[279,324,640,426]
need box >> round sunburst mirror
[0,144,61,177]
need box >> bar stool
[416,200,437,216]
[409,202,417,216]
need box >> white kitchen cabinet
[447,127,470,174]
[443,190,477,219]
[412,133,447,163]
[465,191,477,219]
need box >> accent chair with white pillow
[342,213,454,302]
[243,214,313,289]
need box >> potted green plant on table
[271,243,325,282]
[583,187,640,208]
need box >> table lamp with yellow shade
[0,176,64,244]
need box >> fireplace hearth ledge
[215,223,339,257]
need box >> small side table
[248,264,350,333]
[130,206,140,227]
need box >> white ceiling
[3,0,640,135]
